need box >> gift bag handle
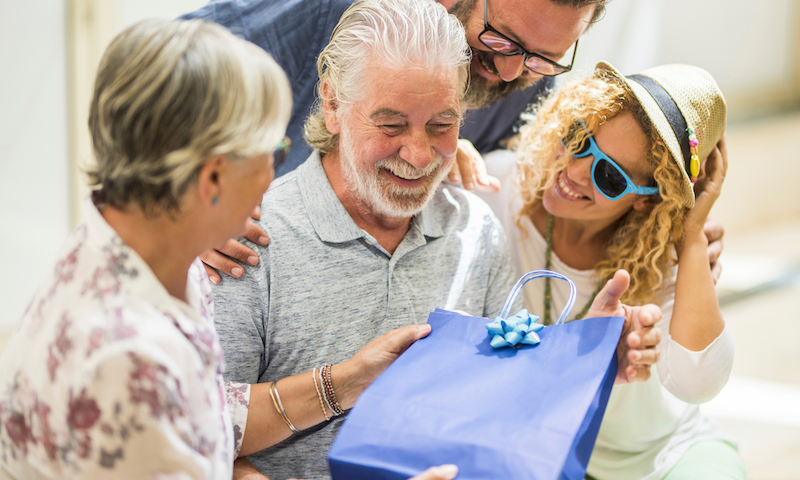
[499,270,577,325]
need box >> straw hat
[595,61,727,208]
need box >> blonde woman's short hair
[88,18,292,214]
[304,0,470,156]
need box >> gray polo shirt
[212,151,518,480]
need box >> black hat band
[627,74,692,176]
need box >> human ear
[321,80,342,135]
[197,155,227,207]
[632,194,660,212]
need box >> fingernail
[247,255,258,265]
[464,181,474,190]
[210,276,219,285]
[254,205,261,217]
[437,465,459,478]
[633,351,641,361]
[258,236,269,245]
[630,369,637,378]
[232,267,244,277]
[452,174,461,183]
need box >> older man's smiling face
[326,60,462,219]
[450,0,594,109]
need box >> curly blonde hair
[516,71,689,305]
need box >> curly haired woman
[480,62,746,479]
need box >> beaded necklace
[542,213,601,325]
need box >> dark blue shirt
[182,0,553,174]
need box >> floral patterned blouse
[0,198,251,479]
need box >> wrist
[678,229,708,255]
[331,361,367,411]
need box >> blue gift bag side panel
[329,394,545,479]
[329,310,624,480]
[559,353,617,480]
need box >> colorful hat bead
[687,126,700,183]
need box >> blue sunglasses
[563,132,658,201]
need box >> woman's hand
[585,270,662,384]
[685,137,728,242]
[200,205,269,284]
[690,137,728,283]
[239,324,431,456]
[335,324,432,410]
[447,139,501,192]
[410,465,459,480]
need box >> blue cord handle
[499,270,577,325]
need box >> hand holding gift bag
[329,270,627,480]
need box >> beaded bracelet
[321,364,345,416]
[312,367,331,422]
[319,367,337,417]
[269,381,299,433]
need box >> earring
[211,196,219,206]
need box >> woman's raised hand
[687,137,728,240]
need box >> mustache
[473,49,500,75]
[375,154,445,180]
[463,48,537,109]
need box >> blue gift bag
[329,271,624,480]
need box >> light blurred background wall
[0,0,206,334]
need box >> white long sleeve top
[479,150,735,480]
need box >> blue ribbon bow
[485,309,544,349]
[487,270,577,350]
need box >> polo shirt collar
[296,151,445,243]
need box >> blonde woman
[481,62,745,479]
[0,19,453,480]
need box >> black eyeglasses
[273,136,291,171]
[478,0,578,77]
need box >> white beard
[338,126,450,219]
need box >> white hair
[304,0,470,155]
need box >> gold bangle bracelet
[269,381,298,434]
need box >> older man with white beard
[211,4,510,478]
[210,1,660,479]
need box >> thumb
[385,324,432,355]
[592,269,630,311]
